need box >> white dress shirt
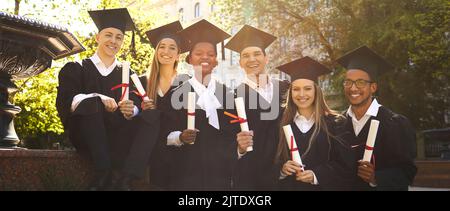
[294,112,315,134]
[347,99,381,136]
[244,75,274,104]
[347,99,381,187]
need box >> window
[194,3,200,18]
[179,8,184,22]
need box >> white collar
[347,98,382,120]
[90,52,119,76]
[295,112,315,122]
[294,112,315,133]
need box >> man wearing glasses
[337,46,417,191]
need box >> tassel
[131,29,136,57]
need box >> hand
[179,129,199,144]
[141,99,156,110]
[358,161,376,184]
[296,170,314,184]
[101,97,118,113]
[282,160,303,177]
[236,131,253,154]
[118,100,135,119]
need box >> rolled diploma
[130,74,150,101]
[187,92,196,130]
[362,120,380,162]
[283,125,304,170]
[235,97,252,152]
[122,61,130,101]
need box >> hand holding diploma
[283,125,304,171]
[236,131,254,154]
[180,129,199,145]
[130,73,150,102]
[362,120,380,162]
[118,100,134,120]
[101,96,118,113]
[295,170,315,184]
[358,161,376,184]
[357,120,379,184]
[282,160,303,177]
[234,97,252,152]
[130,73,154,110]
[121,61,130,101]
[187,92,196,130]
[185,92,196,145]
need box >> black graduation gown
[56,59,156,178]
[278,115,354,191]
[139,74,190,190]
[159,79,240,191]
[233,79,290,190]
[344,106,417,191]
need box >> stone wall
[1,149,449,190]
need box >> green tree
[6,0,161,148]
[215,0,450,131]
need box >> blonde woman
[275,57,353,191]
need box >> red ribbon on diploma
[224,111,247,124]
[365,145,374,151]
[132,90,147,101]
[290,136,298,162]
[111,83,129,101]
[187,112,195,116]
[131,90,148,109]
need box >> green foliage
[7,0,160,148]
[215,0,450,130]
[12,70,64,147]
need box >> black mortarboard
[145,21,188,53]
[177,19,230,60]
[277,56,331,83]
[88,8,135,33]
[88,8,136,55]
[336,45,394,80]
[225,25,276,53]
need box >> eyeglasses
[343,79,373,88]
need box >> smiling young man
[337,46,417,191]
[56,8,156,191]
[224,25,290,190]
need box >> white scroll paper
[362,120,380,162]
[283,125,304,170]
[235,97,252,152]
[130,74,150,101]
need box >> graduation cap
[225,25,276,54]
[336,45,394,80]
[277,56,331,83]
[88,8,136,54]
[145,21,188,53]
[177,19,230,60]
[88,8,135,33]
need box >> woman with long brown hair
[275,57,353,191]
[142,21,189,190]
